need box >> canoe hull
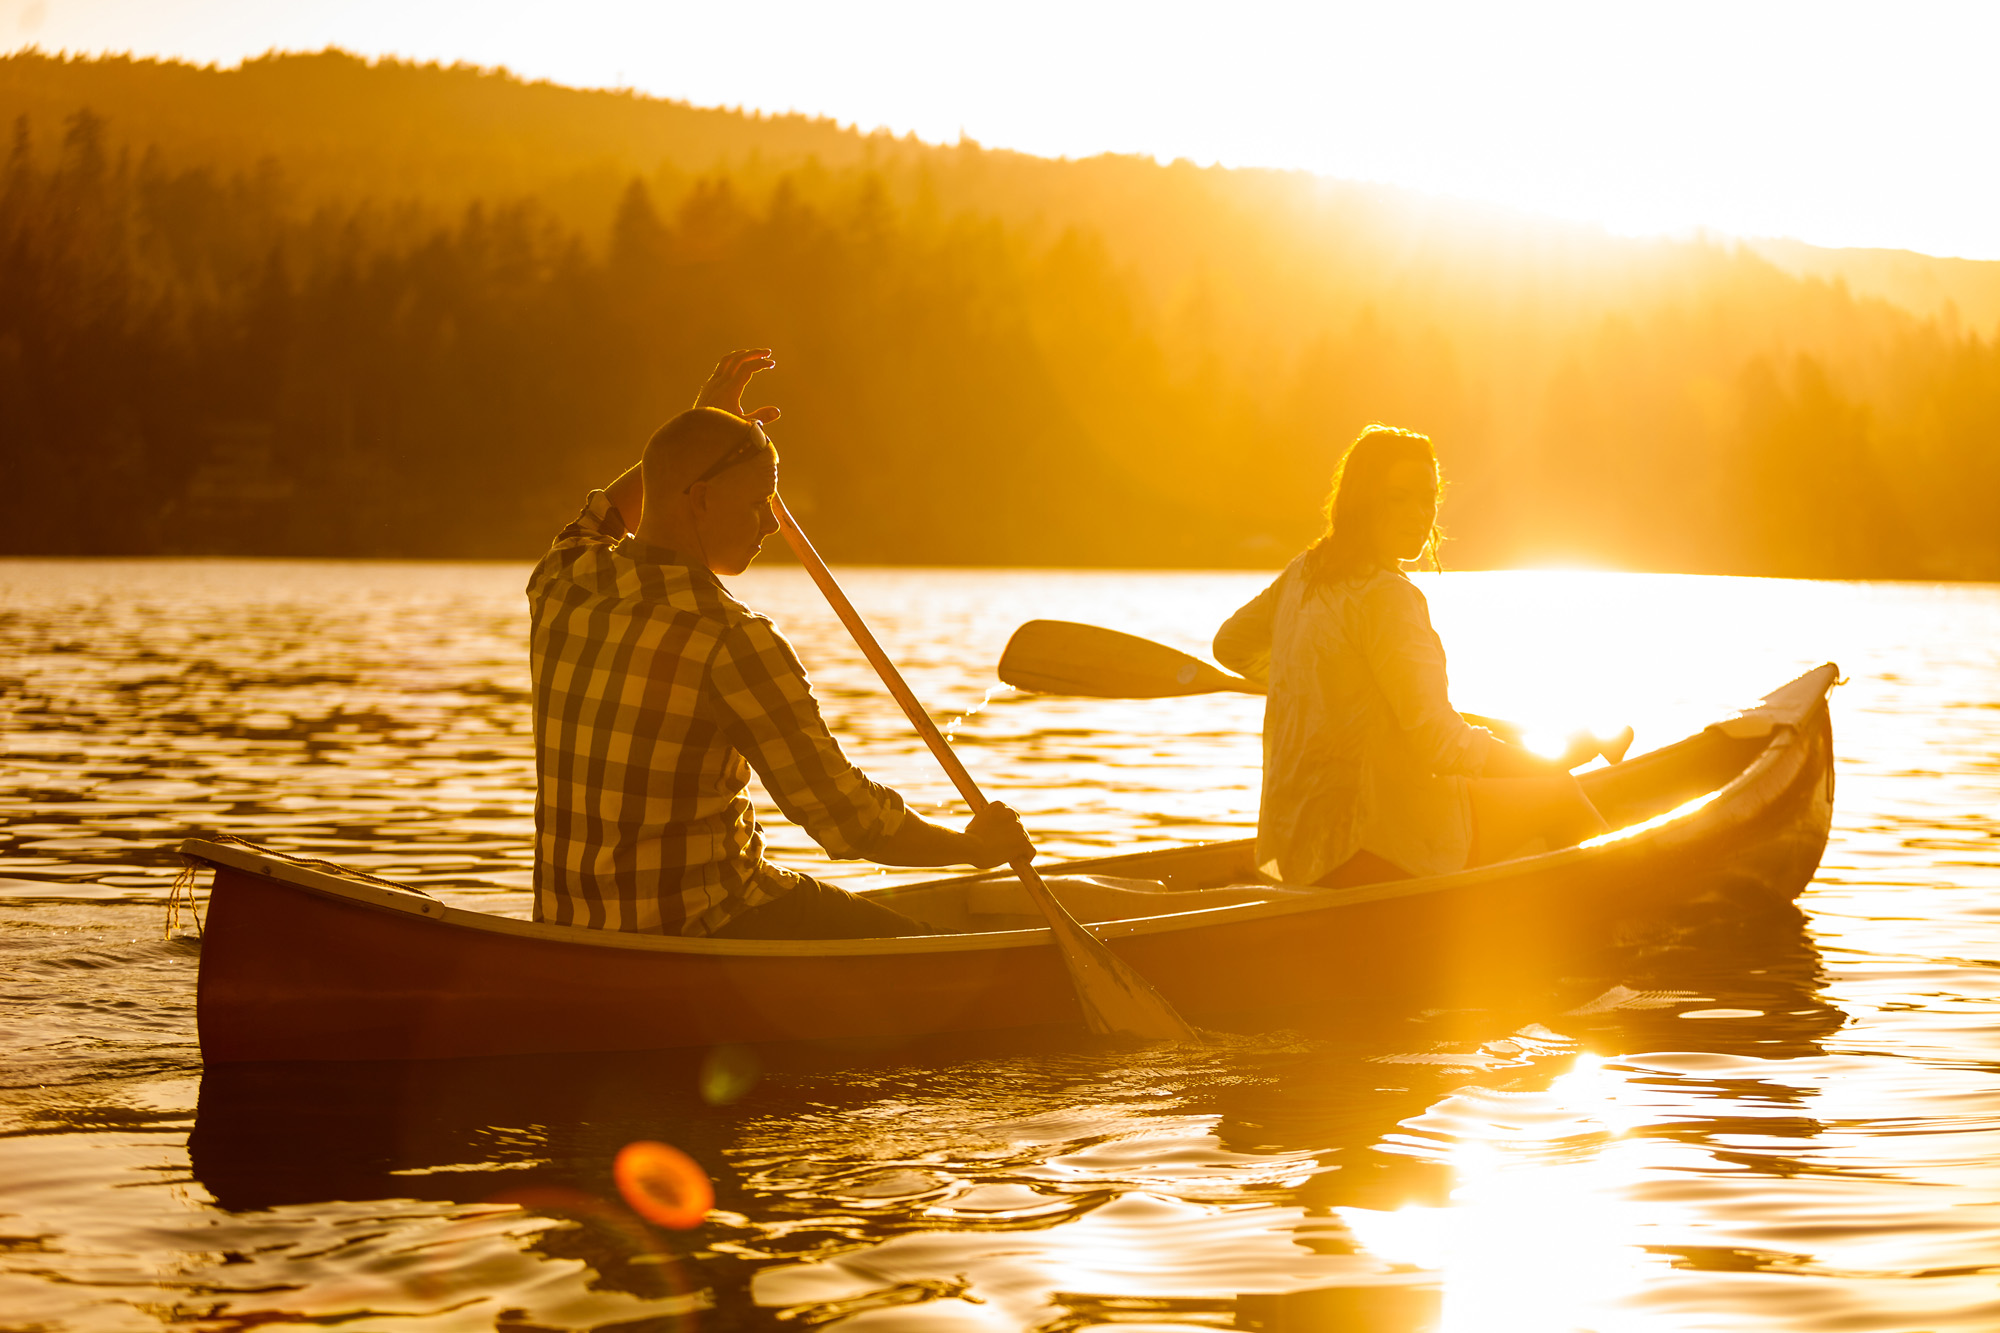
[195,676,1836,1063]
[198,870,1085,1061]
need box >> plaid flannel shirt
[527,491,908,936]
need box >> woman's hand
[1484,724,1634,778]
[694,348,782,425]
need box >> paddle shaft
[772,502,992,816]
[769,496,1198,1042]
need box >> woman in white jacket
[1214,424,1609,889]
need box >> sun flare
[1337,1055,1675,1332]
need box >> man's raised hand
[694,348,781,425]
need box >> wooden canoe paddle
[771,500,1200,1044]
[999,619,1632,766]
[999,619,1265,700]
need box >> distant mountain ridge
[1740,237,2000,338]
[3,48,1995,577]
[5,47,1994,334]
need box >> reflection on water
[2,559,1998,1331]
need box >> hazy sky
[9,0,1997,260]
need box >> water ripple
[5,562,2000,1329]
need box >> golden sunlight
[1341,1056,1673,1332]
[15,1,2000,257]
[2,0,1996,1329]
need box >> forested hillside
[3,49,1996,575]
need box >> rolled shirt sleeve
[707,617,909,858]
[1358,577,1494,777]
[527,491,632,606]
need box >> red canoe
[182,664,1837,1063]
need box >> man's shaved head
[642,407,774,495]
[633,405,782,572]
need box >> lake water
[2,559,1998,1333]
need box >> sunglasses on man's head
[684,426,771,494]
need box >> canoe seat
[964,874,1311,926]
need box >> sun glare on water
[1414,568,1832,763]
[1424,571,1673,752]
[1339,1055,1672,1331]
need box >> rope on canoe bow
[165,855,206,940]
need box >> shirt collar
[613,537,721,586]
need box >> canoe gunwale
[177,663,1837,962]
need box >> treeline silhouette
[3,51,1998,576]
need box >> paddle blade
[1015,863,1201,1042]
[999,620,1265,699]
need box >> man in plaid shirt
[528,350,1031,938]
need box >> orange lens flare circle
[614,1141,714,1230]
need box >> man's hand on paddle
[966,802,1035,869]
[694,348,782,425]
[853,800,1035,868]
